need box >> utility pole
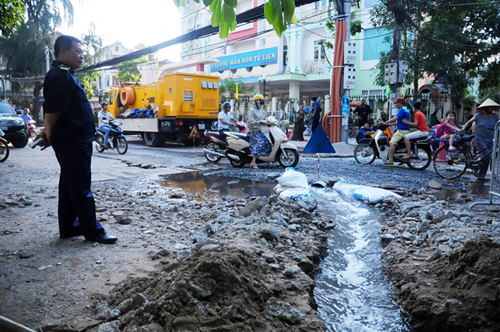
[340,0,352,143]
[45,46,50,73]
[1,76,6,100]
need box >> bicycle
[432,133,493,180]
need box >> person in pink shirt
[402,102,429,159]
[441,111,463,150]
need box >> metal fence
[221,94,391,134]
[470,120,500,209]
[227,97,311,126]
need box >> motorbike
[354,123,432,170]
[94,120,128,155]
[224,116,299,168]
[203,121,247,163]
[0,129,9,162]
[25,120,37,141]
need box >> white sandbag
[273,184,286,195]
[352,187,402,204]
[333,182,365,196]
[333,182,402,204]
[279,188,317,212]
[277,168,309,189]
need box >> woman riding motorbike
[247,94,272,169]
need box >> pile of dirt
[28,177,328,332]
[42,245,326,332]
[380,196,500,332]
[97,247,324,332]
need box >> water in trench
[312,188,411,332]
[160,171,411,330]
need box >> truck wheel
[144,132,163,147]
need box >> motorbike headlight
[14,118,24,125]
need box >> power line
[10,0,319,83]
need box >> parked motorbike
[25,120,37,141]
[94,120,128,155]
[203,121,247,163]
[0,129,9,162]
[354,123,432,170]
[224,116,299,168]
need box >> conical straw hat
[477,98,500,109]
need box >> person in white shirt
[217,101,236,136]
[97,102,114,147]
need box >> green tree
[76,64,100,100]
[0,0,74,122]
[370,0,500,104]
[0,0,25,38]
[219,78,252,99]
[117,57,146,82]
[76,24,103,100]
[174,0,295,38]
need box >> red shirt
[414,111,429,132]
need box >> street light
[258,74,270,97]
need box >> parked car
[0,101,29,148]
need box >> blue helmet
[223,101,231,109]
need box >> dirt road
[0,145,326,331]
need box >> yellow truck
[104,72,220,146]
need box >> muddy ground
[0,149,327,332]
[1,147,500,332]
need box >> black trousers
[52,142,105,238]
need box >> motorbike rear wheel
[406,145,432,170]
[116,136,128,155]
[204,142,222,163]
[95,136,105,153]
[278,148,299,168]
[0,140,9,162]
[229,157,245,168]
[354,143,376,164]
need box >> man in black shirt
[353,98,372,127]
[38,35,117,244]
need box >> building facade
[174,0,390,105]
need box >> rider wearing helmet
[21,108,32,122]
[97,101,115,148]
[218,102,237,136]
[247,94,272,169]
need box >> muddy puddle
[159,171,275,201]
[430,180,490,202]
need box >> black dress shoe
[85,233,118,244]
